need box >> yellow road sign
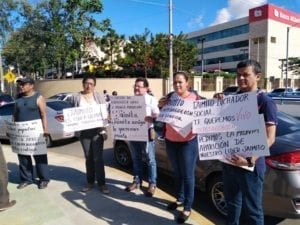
[4,71,16,83]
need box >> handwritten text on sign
[110,96,148,141]
[63,104,108,132]
[197,116,269,160]
[6,119,47,155]
[193,92,259,133]
[156,94,194,129]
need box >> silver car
[113,111,300,218]
[0,100,75,147]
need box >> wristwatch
[246,157,254,167]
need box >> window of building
[270,36,276,43]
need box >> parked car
[0,93,14,106]
[267,88,294,97]
[0,100,75,147]
[223,86,239,95]
[113,111,300,218]
[48,92,74,101]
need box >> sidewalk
[1,144,215,225]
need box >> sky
[98,0,300,38]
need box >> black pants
[79,129,105,186]
[18,154,50,183]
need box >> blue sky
[98,0,300,37]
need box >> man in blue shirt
[221,60,277,225]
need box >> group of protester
[0,59,277,225]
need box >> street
[46,124,300,225]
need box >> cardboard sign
[110,96,148,141]
[198,115,269,161]
[6,119,47,155]
[193,92,260,133]
[63,104,108,132]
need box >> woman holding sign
[68,75,109,194]
[158,71,203,224]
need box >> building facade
[186,3,300,80]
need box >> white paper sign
[193,92,260,133]
[110,96,148,141]
[198,115,269,160]
[63,104,108,132]
[6,119,47,155]
[156,94,194,137]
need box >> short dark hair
[135,77,149,88]
[236,59,262,75]
[82,75,96,85]
[174,71,188,81]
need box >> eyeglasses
[84,82,95,86]
[133,85,146,89]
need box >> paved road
[47,127,300,225]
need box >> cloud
[211,0,267,25]
[187,14,204,29]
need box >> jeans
[79,128,105,186]
[130,141,157,185]
[18,154,50,183]
[223,164,264,225]
[165,137,198,211]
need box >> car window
[46,101,72,111]
[0,103,14,116]
[276,111,300,136]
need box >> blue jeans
[165,137,198,211]
[223,164,264,225]
[130,141,157,185]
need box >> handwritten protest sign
[198,115,269,161]
[110,96,148,141]
[63,104,108,132]
[6,119,47,155]
[156,94,194,137]
[193,92,260,133]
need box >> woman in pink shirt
[159,71,201,224]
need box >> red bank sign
[249,4,300,27]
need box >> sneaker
[99,185,110,194]
[125,182,140,192]
[81,183,94,193]
[38,181,49,189]
[145,184,156,197]
[0,200,16,211]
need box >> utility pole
[0,51,4,92]
[169,0,173,92]
[200,38,205,76]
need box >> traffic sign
[4,71,16,83]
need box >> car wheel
[114,141,132,168]
[45,135,53,148]
[207,174,227,216]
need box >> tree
[2,0,110,77]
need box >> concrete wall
[35,78,215,99]
[36,78,165,98]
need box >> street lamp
[200,38,205,76]
[285,27,290,91]
[169,0,173,92]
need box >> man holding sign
[124,77,159,197]
[215,60,277,225]
[14,76,50,190]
